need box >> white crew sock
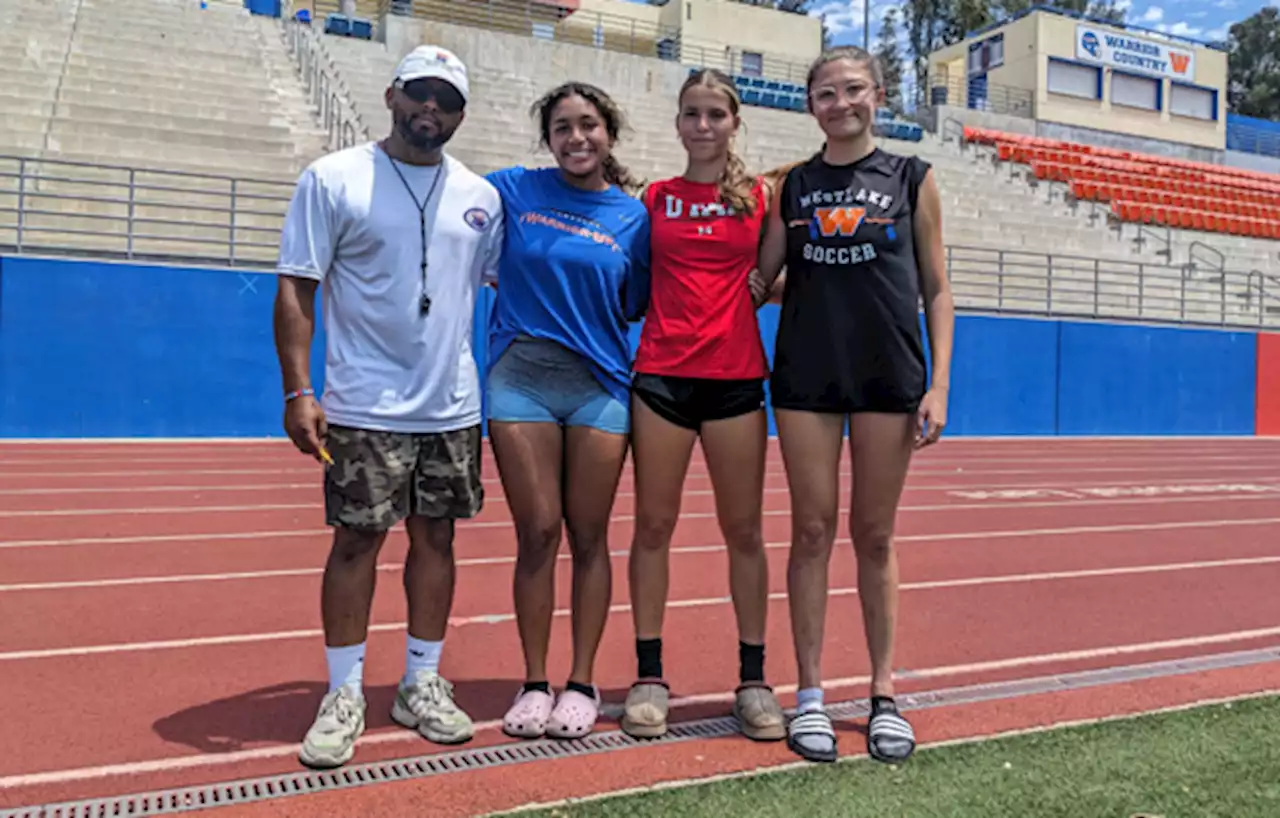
[796,686,824,713]
[404,635,443,684]
[326,643,365,695]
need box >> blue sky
[814,0,1278,49]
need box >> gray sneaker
[390,670,474,744]
[298,686,366,768]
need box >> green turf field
[514,694,1280,817]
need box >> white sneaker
[390,670,475,744]
[298,685,366,768]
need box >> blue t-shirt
[485,166,651,404]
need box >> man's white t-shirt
[277,142,502,434]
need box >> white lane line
[1,631,1278,789]
[4,450,1278,468]
[5,473,1279,498]
[5,461,1280,482]
[5,512,1280,553]
[10,550,1280,593]
[5,554,1280,657]
[8,487,1280,521]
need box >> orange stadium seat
[972,127,1280,194]
[969,127,1280,240]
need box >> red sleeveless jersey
[633,176,770,380]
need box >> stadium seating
[0,0,330,264]
[964,127,1280,274]
[315,26,1232,261]
[0,2,1274,325]
[308,22,1280,326]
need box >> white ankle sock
[326,643,365,695]
[404,635,443,684]
[796,686,824,713]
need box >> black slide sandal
[787,709,838,763]
[866,696,916,763]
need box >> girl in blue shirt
[485,81,651,742]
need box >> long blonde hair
[679,68,757,216]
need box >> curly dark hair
[531,81,644,195]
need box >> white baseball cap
[394,45,470,104]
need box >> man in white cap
[273,44,503,769]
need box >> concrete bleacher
[316,18,1280,327]
[960,128,1280,281]
[0,0,330,264]
[0,1,1274,326]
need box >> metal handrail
[1187,240,1227,278]
[283,11,369,150]
[921,75,1036,120]
[0,154,295,269]
[1,153,1275,328]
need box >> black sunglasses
[397,78,465,114]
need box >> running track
[2,437,1280,816]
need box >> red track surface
[2,437,1280,814]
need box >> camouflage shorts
[322,424,484,530]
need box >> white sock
[796,686,824,713]
[403,635,443,684]
[326,643,365,695]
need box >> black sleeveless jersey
[770,148,932,415]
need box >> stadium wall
[0,256,1265,439]
[1257,333,1280,437]
[1225,150,1280,176]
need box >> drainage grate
[5,645,1278,818]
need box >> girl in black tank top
[771,148,932,413]
[751,47,956,767]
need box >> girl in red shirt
[621,68,785,743]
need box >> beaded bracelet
[284,388,315,402]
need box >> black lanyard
[385,155,444,315]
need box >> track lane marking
[6,512,1280,551]
[6,490,1280,526]
[5,554,1280,656]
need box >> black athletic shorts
[631,373,765,431]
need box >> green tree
[946,0,992,44]
[993,0,1125,23]
[905,0,952,92]
[1226,7,1280,120]
[874,7,906,113]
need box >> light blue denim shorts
[486,336,629,435]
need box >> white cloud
[1141,5,1165,23]
[1156,21,1203,36]
[809,0,868,39]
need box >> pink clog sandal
[545,687,601,740]
[502,688,555,739]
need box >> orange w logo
[1169,53,1190,74]
[812,207,867,238]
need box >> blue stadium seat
[350,17,373,39]
[324,14,351,36]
